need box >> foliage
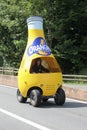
[0,0,87,74]
[0,56,3,66]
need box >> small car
[17,16,66,107]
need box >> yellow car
[17,16,66,107]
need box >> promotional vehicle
[17,16,66,107]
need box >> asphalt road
[0,85,87,130]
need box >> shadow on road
[63,101,87,108]
[39,100,87,109]
[26,98,87,108]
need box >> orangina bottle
[17,16,66,107]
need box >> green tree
[0,0,87,74]
[0,0,31,67]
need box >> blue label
[27,37,51,56]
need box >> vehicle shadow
[39,100,87,109]
[26,98,87,108]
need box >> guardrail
[63,74,87,83]
[0,67,87,83]
[0,67,18,76]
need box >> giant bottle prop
[18,16,62,97]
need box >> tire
[17,89,27,103]
[30,89,41,107]
[54,88,66,105]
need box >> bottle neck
[26,16,52,56]
[27,18,43,30]
[27,16,45,44]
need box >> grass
[63,80,87,85]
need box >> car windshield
[30,57,61,73]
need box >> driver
[31,58,49,73]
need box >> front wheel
[54,88,66,105]
[17,89,27,103]
[30,89,41,107]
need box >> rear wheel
[17,89,27,103]
[30,89,41,107]
[54,88,66,105]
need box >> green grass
[63,80,87,85]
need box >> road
[0,85,87,130]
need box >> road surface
[0,85,87,130]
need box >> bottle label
[27,37,51,56]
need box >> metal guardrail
[0,67,18,76]
[0,67,87,82]
[63,74,87,83]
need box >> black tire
[30,89,41,107]
[54,88,66,105]
[17,89,27,103]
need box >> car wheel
[17,89,27,103]
[54,88,66,105]
[30,89,41,107]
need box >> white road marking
[0,84,17,90]
[0,108,51,130]
[67,98,87,104]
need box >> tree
[0,0,31,67]
[0,0,87,74]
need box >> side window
[45,58,61,72]
[30,60,35,73]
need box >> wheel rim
[29,89,41,107]
[30,92,36,101]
